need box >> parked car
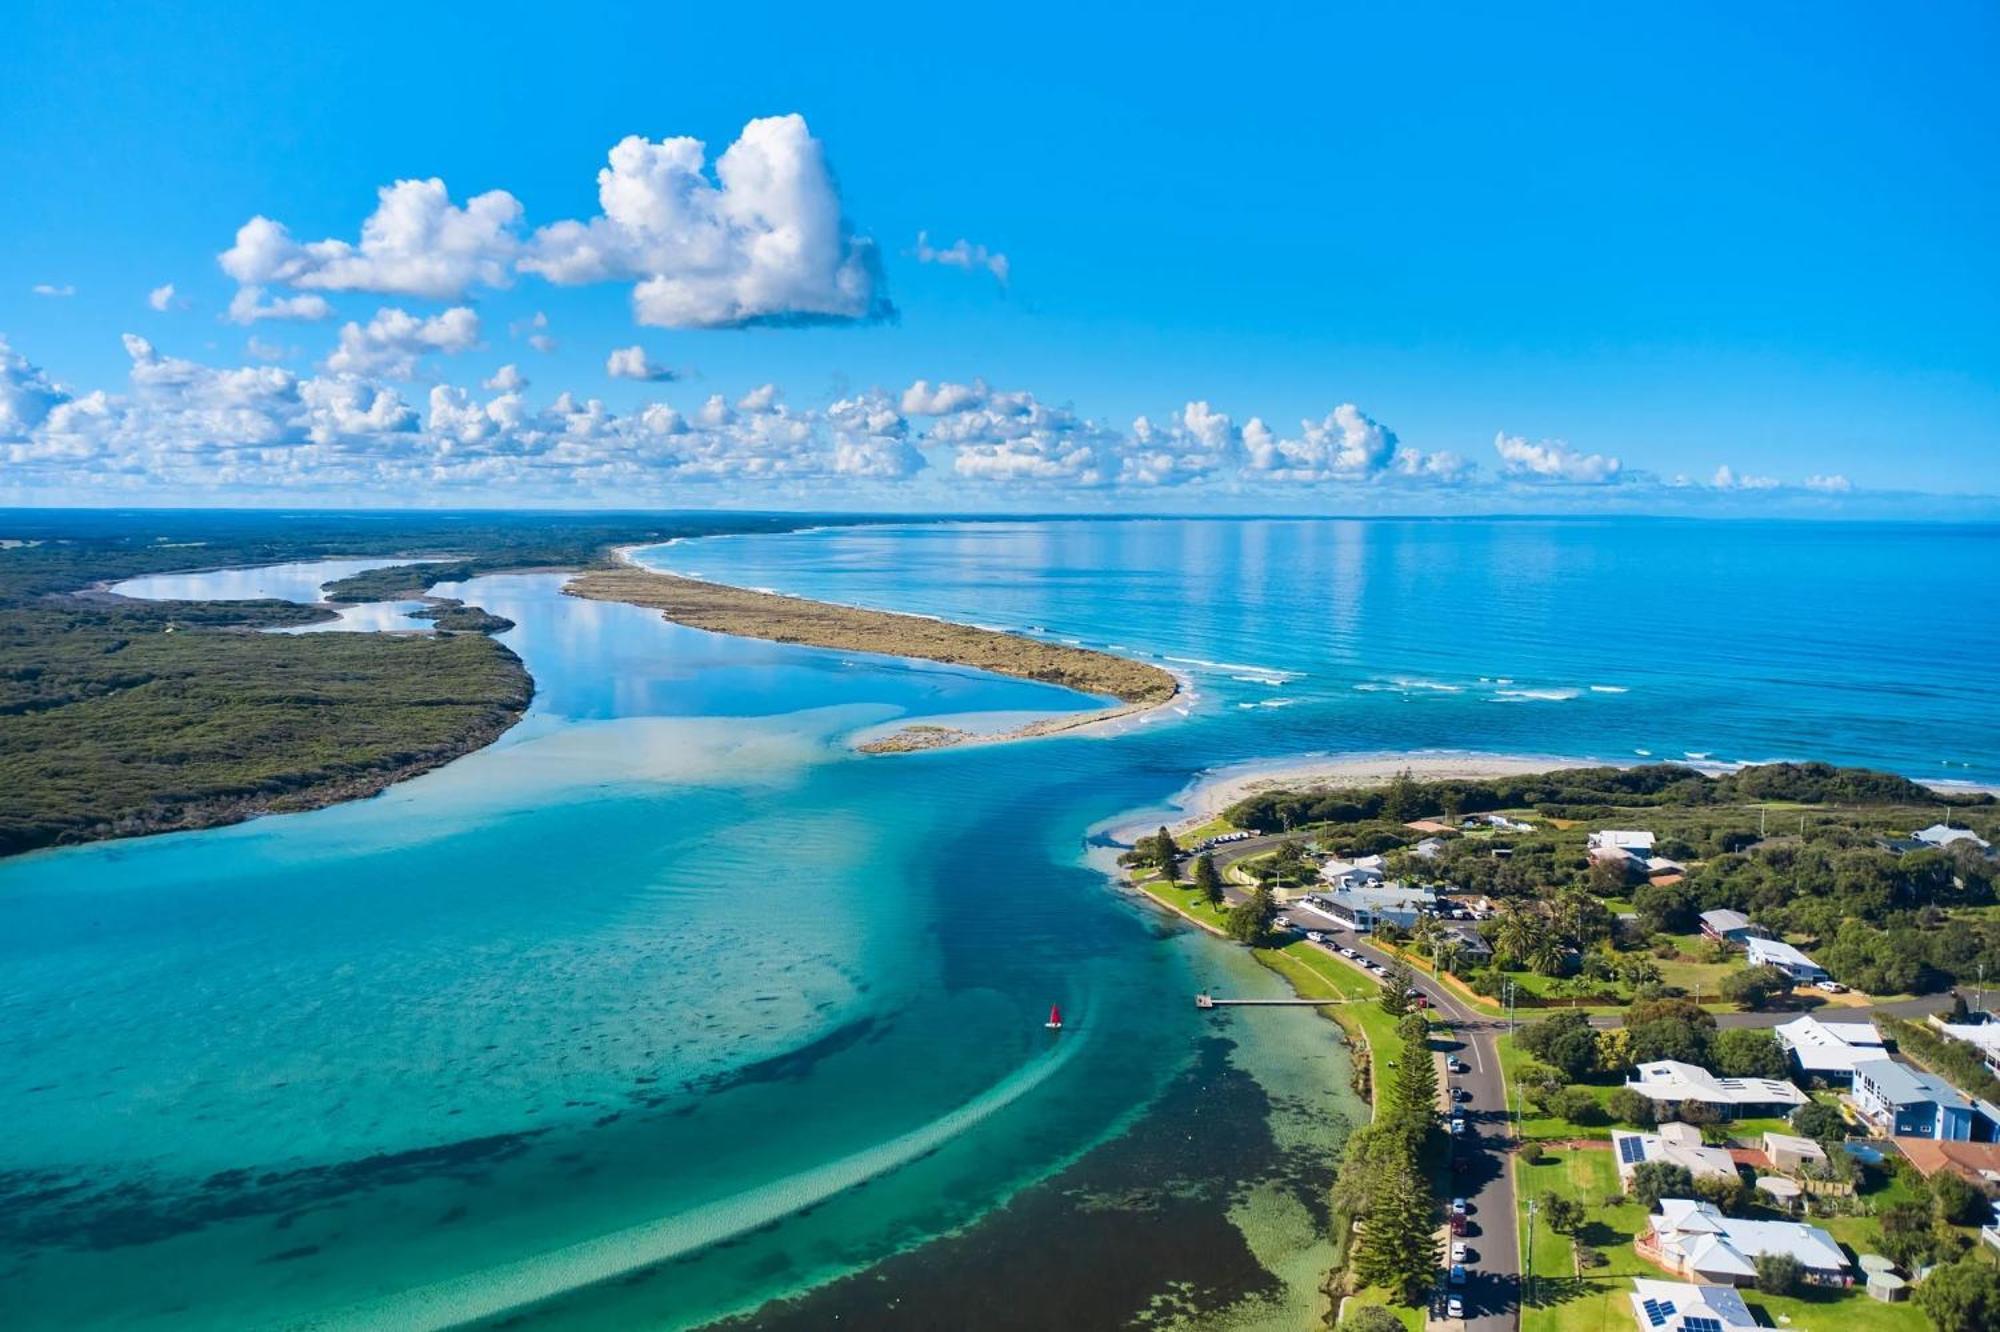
[1452,1085,1471,1102]
[1447,1056,1468,1074]
[1450,1241,1468,1264]
[1449,1116,1466,1135]
[1450,1197,1467,1215]
[1305,931,1323,943]
[1448,1263,1467,1287]
[1449,1212,1467,1235]
[1447,1295,1465,1320]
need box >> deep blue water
[1,518,1994,1331]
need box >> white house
[1935,1021,2000,1078]
[1299,883,1434,933]
[1628,1278,1757,1332]
[1762,1131,1829,1173]
[1589,829,1657,868]
[1914,823,1992,851]
[1612,1124,1741,1187]
[1640,1199,1851,1287]
[1773,1016,1885,1085]
[1318,855,1386,889]
[1743,936,1829,984]
[1625,1060,1808,1116]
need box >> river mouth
[1,557,1362,1330]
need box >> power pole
[1524,1196,1537,1309]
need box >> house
[1627,1278,1757,1332]
[1698,910,1771,947]
[1639,1198,1850,1287]
[1318,855,1386,890]
[1743,936,1829,984]
[1441,923,1493,962]
[1934,1020,2000,1078]
[1914,823,1992,852]
[1612,1124,1742,1187]
[1894,1138,2000,1190]
[1468,813,1534,833]
[1300,883,1435,933]
[1773,1016,1886,1085]
[1411,837,1447,860]
[1403,819,1455,836]
[1850,1059,1983,1141]
[1626,1060,1808,1117]
[1762,1131,1829,1173]
[1589,829,1657,868]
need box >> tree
[1352,1156,1442,1304]
[1629,1161,1696,1212]
[1624,996,1716,1066]
[1877,1200,1940,1271]
[1154,826,1179,880]
[1930,1168,1988,1227]
[1720,964,1794,1011]
[1520,1011,1599,1081]
[1379,960,1415,1017]
[1710,1028,1789,1079]
[1753,1253,1802,1297]
[1192,852,1223,907]
[1789,1100,1845,1142]
[1392,1027,1439,1124]
[1226,885,1274,944]
[1541,1191,1586,1235]
[1607,1086,1658,1127]
[1693,1170,1748,1213]
[1915,1258,2000,1332]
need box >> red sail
[1047,1005,1063,1027]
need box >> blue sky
[2,2,1995,510]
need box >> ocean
[1,517,1994,1329]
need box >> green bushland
[1227,763,2000,999]
[0,509,828,857]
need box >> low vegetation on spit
[566,566,1179,750]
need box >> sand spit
[565,567,1179,753]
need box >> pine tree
[1154,826,1179,880]
[1392,1031,1439,1124]
[1352,1154,1441,1304]
[1193,852,1223,907]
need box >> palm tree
[1436,938,1465,978]
[1409,913,1444,959]
[1495,900,1540,962]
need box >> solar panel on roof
[1618,1136,1649,1164]
[1641,1298,1676,1327]
[1683,1317,1723,1332]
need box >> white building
[1641,1199,1850,1287]
[1773,1016,1885,1085]
[1628,1278,1757,1332]
[1625,1061,1808,1116]
[1318,855,1386,889]
[1743,936,1829,984]
[1589,829,1657,867]
[1612,1124,1742,1187]
[1299,883,1435,933]
[1762,1131,1829,1173]
[1914,823,1992,851]
[1935,1021,2000,1078]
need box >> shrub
[1607,1087,1657,1127]
[1340,1306,1407,1332]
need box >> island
[565,565,1180,751]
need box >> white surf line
[291,1028,1090,1332]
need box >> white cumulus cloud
[147,283,180,312]
[220,180,522,301]
[1804,473,1852,493]
[605,345,677,381]
[520,115,888,328]
[1493,431,1622,483]
[226,285,333,325]
[1711,464,1779,490]
[324,307,481,378]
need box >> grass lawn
[1173,814,1238,845]
[1257,941,1408,1113]
[1131,871,1230,933]
[1516,1146,1932,1332]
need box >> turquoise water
[3,517,1994,1330]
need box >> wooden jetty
[1195,992,1351,1009]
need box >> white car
[1449,1116,1466,1135]
[1451,1241,1469,1264]
[1447,1295,1465,1320]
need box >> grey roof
[1853,1058,1972,1111]
[1700,909,1752,932]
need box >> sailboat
[1044,1004,1064,1031]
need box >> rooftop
[1613,1126,1741,1181]
[1628,1060,1808,1108]
[1853,1057,1972,1111]
[1774,1016,1885,1073]
[1628,1278,1755,1332]
[1590,829,1656,850]
[1743,937,1822,970]
[1650,1199,1848,1275]
[1699,909,1752,932]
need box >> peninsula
[564,566,1180,751]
